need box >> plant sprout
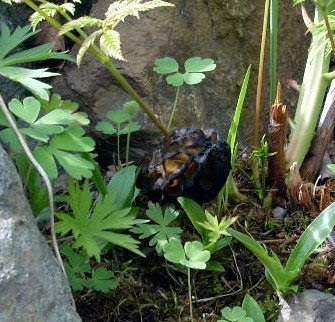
[154,57,216,130]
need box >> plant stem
[254,0,270,147]
[23,0,168,135]
[117,124,121,167]
[286,7,332,167]
[126,121,131,166]
[187,267,193,322]
[167,86,180,131]
[270,0,279,105]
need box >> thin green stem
[126,121,131,166]
[187,268,193,322]
[167,86,180,131]
[254,0,270,147]
[117,124,121,167]
[23,0,168,135]
[270,0,279,105]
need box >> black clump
[137,128,231,203]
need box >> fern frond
[59,16,103,35]
[100,30,124,60]
[77,30,102,66]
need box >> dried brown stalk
[268,83,287,193]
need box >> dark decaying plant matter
[138,128,231,203]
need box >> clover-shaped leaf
[163,237,185,263]
[131,203,182,253]
[123,101,139,118]
[163,238,210,270]
[184,57,216,73]
[84,267,118,293]
[9,97,41,123]
[219,306,253,322]
[154,57,179,74]
[153,56,216,87]
[180,241,211,269]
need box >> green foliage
[56,178,144,261]
[154,57,216,86]
[163,238,210,270]
[131,203,182,253]
[227,202,335,293]
[0,24,73,100]
[177,197,232,253]
[252,135,275,202]
[218,294,265,322]
[242,294,266,322]
[217,65,251,211]
[61,245,118,292]
[0,96,95,180]
[30,2,78,30]
[198,210,237,245]
[58,0,174,65]
[218,307,252,322]
[96,101,141,166]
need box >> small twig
[0,93,75,307]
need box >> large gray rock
[52,0,309,146]
[277,290,335,322]
[0,144,81,322]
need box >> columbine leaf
[56,182,144,261]
[40,93,79,113]
[107,109,130,123]
[183,72,205,85]
[180,241,210,269]
[119,122,141,134]
[0,67,58,100]
[20,127,49,142]
[163,237,185,264]
[50,127,95,152]
[100,30,124,61]
[36,109,89,126]
[8,97,40,124]
[166,72,184,86]
[52,149,95,180]
[84,267,118,292]
[96,121,117,134]
[33,146,58,180]
[0,128,22,152]
[154,57,179,74]
[184,57,216,73]
[123,100,139,118]
[131,203,182,252]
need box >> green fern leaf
[77,30,102,66]
[59,16,103,35]
[100,30,124,61]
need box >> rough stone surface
[0,144,81,322]
[277,290,335,322]
[52,0,309,147]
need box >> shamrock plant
[61,245,118,293]
[96,100,141,166]
[0,95,95,180]
[154,57,216,130]
[131,203,182,253]
[56,178,145,261]
[163,237,210,321]
[0,24,73,100]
